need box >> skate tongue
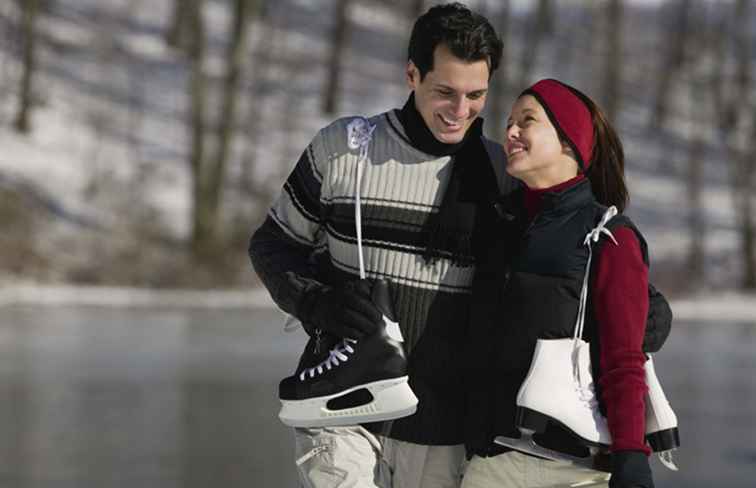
[383,315,404,342]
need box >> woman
[462,79,655,488]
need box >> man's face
[407,44,490,145]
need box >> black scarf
[397,94,500,267]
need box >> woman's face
[504,95,578,188]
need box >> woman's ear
[561,140,576,159]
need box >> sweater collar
[524,175,592,221]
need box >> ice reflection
[0,306,753,487]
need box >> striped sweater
[250,107,515,444]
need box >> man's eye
[468,93,484,100]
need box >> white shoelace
[346,117,376,281]
[299,338,358,381]
[572,206,619,394]
[573,206,618,345]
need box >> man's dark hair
[408,2,503,81]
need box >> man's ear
[406,61,419,90]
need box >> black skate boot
[278,279,418,427]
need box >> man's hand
[299,280,384,340]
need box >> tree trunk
[517,0,553,88]
[165,0,189,48]
[207,0,255,244]
[602,0,622,123]
[713,0,753,289]
[741,111,756,289]
[412,0,425,17]
[323,0,351,115]
[650,0,692,129]
[14,0,40,134]
[486,0,510,143]
[685,91,705,283]
[186,0,211,257]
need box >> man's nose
[451,96,469,119]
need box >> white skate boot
[495,337,611,468]
[645,356,679,470]
[495,207,679,471]
[496,349,680,470]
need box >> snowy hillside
[0,0,752,295]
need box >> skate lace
[572,207,618,406]
[346,117,376,281]
[299,339,357,381]
[573,206,618,344]
[574,376,599,408]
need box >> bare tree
[649,0,693,129]
[711,0,756,289]
[484,0,510,143]
[517,0,554,88]
[413,0,425,17]
[185,0,211,256]
[165,0,189,48]
[685,79,706,284]
[240,0,274,195]
[323,0,352,115]
[602,0,622,123]
[208,0,256,233]
[14,0,40,133]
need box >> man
[249,3,512,487]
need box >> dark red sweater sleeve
[592,226,651,455]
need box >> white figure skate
[494,207,679,471]
[644,355,680,470]
[495,351,680,470]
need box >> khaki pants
[461,451,610,488]
[294,426,466,488]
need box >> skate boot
[495,337,611,468]
[644,356,680,471]
[496,341,680,471]
[278,279,418,427]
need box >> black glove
[298,280,383,340]
[609,451,654,488]
[642,283,672,353]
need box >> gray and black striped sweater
[249,107,516,445]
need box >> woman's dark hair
[408,3,503,81]
[565,86,629,213]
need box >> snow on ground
[0,281,752,328]
[0,281,276,309]
[0,0,752,294]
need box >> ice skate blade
[515,407,608,449]
[279,376,417,428]
[494,435,609,472]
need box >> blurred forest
[0,0,754,293]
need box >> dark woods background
[0,0,754,293]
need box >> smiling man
[249,3,513,487]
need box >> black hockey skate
[278,279,418,427]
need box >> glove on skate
[609,450,654,488]
[299,280,384,340]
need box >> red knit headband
[522,79,594,171]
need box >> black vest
[463,179,648,457]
